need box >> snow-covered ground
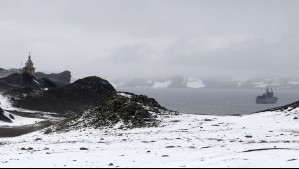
[0,108,299,167]
[0,93,55,127]
[0,111,44,127]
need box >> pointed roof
[25,53,34,66]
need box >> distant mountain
[0,68,19,78]
[113,76,205,89]
[35,71,72,86]
[113,76,299,90]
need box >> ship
[256,88,278,104]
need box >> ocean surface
[117,88,299,115]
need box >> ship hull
[256,97,278,104]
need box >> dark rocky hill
[5,76,116,115]
[0,68,19,78]
[45,92,178,133]
[35,71,71,86]
[0,73,58,91]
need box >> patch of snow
[288,81,299,85]
[0,111,43,127]
[33,79,41,86]
[113,121,124,129]
[253,82,269,88]
[118,93,132,98]
[152,81,172,88]
[186,78,205,88]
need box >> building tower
[22,53,36,76]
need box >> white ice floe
[0,108,299,167]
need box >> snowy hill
[0,105,299,167]
[46,92,178,133]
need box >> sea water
[117,88,299,115]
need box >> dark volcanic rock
[259,100,299,113]
[47,92,176,133]
[0,107,12,123]
[35,71,72,86]
[6,76,116,114]
[0,107,4,116]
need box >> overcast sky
[0,0,299,80]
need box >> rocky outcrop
[0,107,12,123]
[46,92,178,133]
[35,71,72,86]
[260,100,299,113]
[6,76,116,115]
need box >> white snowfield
[0,93,57,127]
[1,108,299,168]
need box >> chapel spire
[22,52,36,76]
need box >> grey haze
[0,0,298,81]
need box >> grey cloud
[0,0,299,81]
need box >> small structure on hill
[22,53,36,76]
